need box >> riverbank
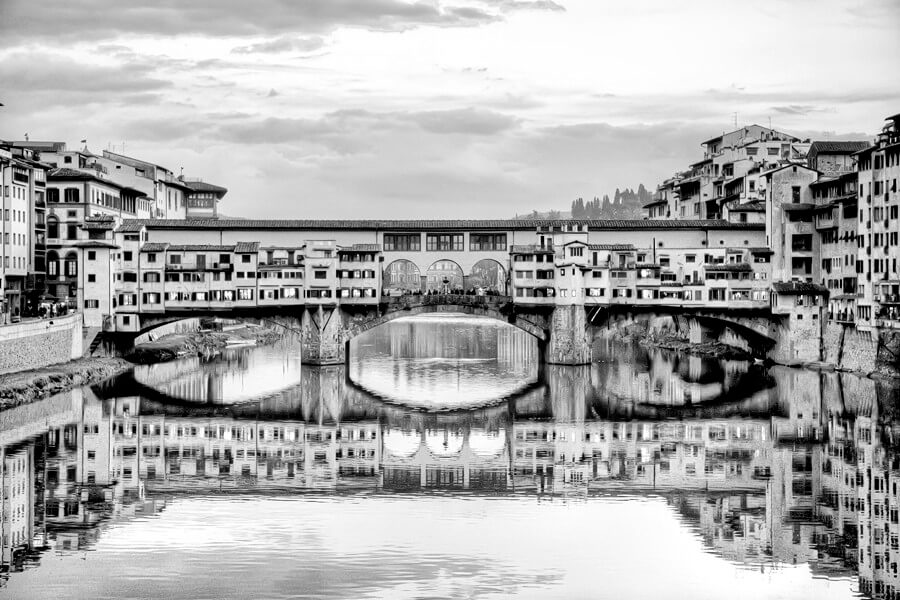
[640,334,753,361]
[0,357,132,409]
[126,323,283,364]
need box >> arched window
[469,259,507,294]
[65,252,78,278]
[383,259,422,293]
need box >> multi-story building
[0,144,51,321]
[854,114,900,329]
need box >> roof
[643,198,668,208]
[48,167,126,190]
[234,242,259,253]
[115,218,762,233]
[782,202,815,212]
[704,263,752,272]
[587,244,635,251]
[748,247,774,254]
[80,220,116,231]
[73,240,118,249]
[140,242,170,252]
[807,141,870,163]
[772,281,828,295]
[167,244,237,252]
[729,200,766,212]
[182,180,228,195]
[339,244,381,252]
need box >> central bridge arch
[346,296,548,342]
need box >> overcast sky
[1,0,898,218]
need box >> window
[87,274,96,283]
[122,271,137,282]
[792,186,801,203]
[64,188,80,203]
[169,254,181,265]
[426,233,464,251]
[124,251,133,261]
[67,224,77,239]
[469,233,507,251]
[569,246,584,257]
[686,255,696,263]
[144,272,160,283]
[241,255,251,263]
[146,253,157,263]
[238,288,254,300]
[87,250,96,260]
[84,299,99,309]
[314,270,327,279]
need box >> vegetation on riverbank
[639,332,754,361]
[0,357,132,409]
[126,323,283,364]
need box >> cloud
[232,36,327,55]
[771,104,834,116]
[0,51,170,96]
[408,108,520,135]
[0,0,515,42]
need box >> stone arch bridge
[131,297,793,365]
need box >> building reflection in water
[3,360,900,598]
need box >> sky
[0,0,898,219]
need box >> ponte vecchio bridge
[109,218,816,365]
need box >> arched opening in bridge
[347,313,540,410]
[425,260,464,293]
[468,259,507,295]
[383,259,422,294]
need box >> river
[1,314,898,599]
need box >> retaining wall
[0,313,83,375]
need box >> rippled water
[1,315,898,599]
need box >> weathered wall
[875,329,900,379]
[545,305,591,365]
[840,327,879,374]
[0,313,83,375]
[768,312,822,365]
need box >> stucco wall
[0,313,83,375]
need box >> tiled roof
[234,241,259,253]
[808,140,870,157]
[80,221,116,230]
[73,240,118,249]
[339,244,381,252]
[168,244,236,252]
[182,180,228,194]
[587,244,635,251]
[704,263,753,271]
[48,168,125,190]
[729,200,766,212]
[772,281,829,295]
[140,242,170,252]
[115,218,762,232]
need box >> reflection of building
[1,358,897,594]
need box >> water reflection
[350,314,538,409]
[3,321,900,598]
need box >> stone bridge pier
[296,296,593,366]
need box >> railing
[383,294,511,309]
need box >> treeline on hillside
[569,185,653,219]
[514,184,654,220]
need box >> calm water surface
[1,314,899,599]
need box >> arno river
[2,315,899,599]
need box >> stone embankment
[0,357,131,409]
[126,323,282,364]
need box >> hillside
[513,185,653,220]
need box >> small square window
[87,251,96,260]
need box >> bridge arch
[469,259,507,294]
[348,301,548,342]
[425,259,464,293]
[383,259,422,293]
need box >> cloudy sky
[1,0,898,218]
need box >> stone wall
[0,313,83,375]
[840,327,879,374]
[875,329,900,379]
[768,311,822,365]
[817,323,897,377]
